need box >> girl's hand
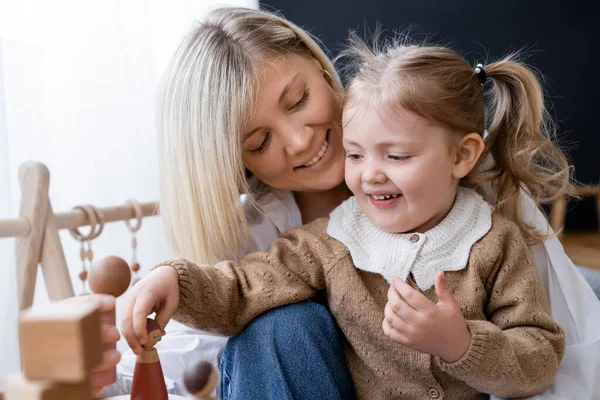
[382,271,471,363]
[120,265,179,355]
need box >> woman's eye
[248,132,271,155]
[290,88,310,111]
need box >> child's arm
[162,218,334,336]
[437,217,565,398]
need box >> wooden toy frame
[0,161,159,312]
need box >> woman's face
[241,53,345,192]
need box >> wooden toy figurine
[1,251,219,400]
[130,318,168,400]
[88,255,131,389]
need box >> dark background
[261,0,599,231]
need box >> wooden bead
[79,247,86,261]
[86,248,94,261]
[88,256,131,297]
[183,361,217,398]
[131,262,140,272]
[79,270,88,281]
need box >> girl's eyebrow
[343,138,420,146]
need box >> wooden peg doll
[130,318,168,400]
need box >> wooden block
[19,299,103,383]
[4,374,91,400]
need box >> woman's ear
[452,133,485,179]
[310,57,332,85]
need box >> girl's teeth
[372,194,399,200]
[304,140,329,167]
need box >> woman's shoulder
[240,178,303,253]
[278,216,349,257]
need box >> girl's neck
[293,183,351,224]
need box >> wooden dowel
[574,185,600,196]
[0,202,159,239]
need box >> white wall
[0,0,258,380]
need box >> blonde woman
[107,6,600,399]
[106,6,354,398]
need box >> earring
[125,199,143,286]
[69,205,104,294]
[322,69,332,84]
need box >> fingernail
[106,349,121,364]
[99,295,115,307]
[107,326,120,340]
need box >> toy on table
[1,254,219,400]
[183,361,218,400]
[88,255,131,389]
[3,297,105,399]
[130,318,168,400]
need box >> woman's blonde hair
[157,7,343,264]
[339,33,572,244]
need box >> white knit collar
[326,187,492,291]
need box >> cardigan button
[428,388,441,398]
[409,234,420,243]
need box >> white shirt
[106,184,600,399]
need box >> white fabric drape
[490,195,600,399]
[0,0,257,380]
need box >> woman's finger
[100,324,120,345]
[90,349,121,392]
[92,348,121,372]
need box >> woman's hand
[382,271,471,363]
[120,265,180,355]
[59,294,121,395]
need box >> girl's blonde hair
[339,33,572,244]
[157,7,343,264]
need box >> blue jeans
[579,266,600,299]
[219,301,357,400]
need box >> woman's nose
[283,125,314,156]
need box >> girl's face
[342,104,461,234]
[241,53,345,192]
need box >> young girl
[122,36,569,399]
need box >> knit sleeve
[437,217,565,398]
[159,218,333,336]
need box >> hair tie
[474,63,487,84]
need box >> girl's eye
[389,155,410,161]
[248,132,271,155]
[290,88,310,111]
[346,153,363,161]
